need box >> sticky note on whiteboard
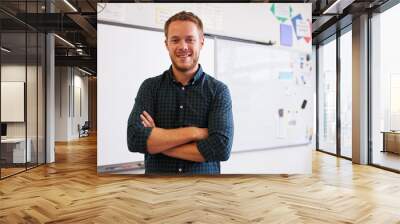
[280,24,293,47]
[296,19,310,38]
[279,72,293,80]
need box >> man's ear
[200,34,205,48]
[164,39,168,48]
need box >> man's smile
[176,52,193,58]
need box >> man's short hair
[164,11,204,38]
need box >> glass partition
[38,32,45,165]
[27,30,38,169]
[371,4,400,171]
[317,37,337,155]
[0,1,46,179]
[339,29,352,158]
[1,30,28,177]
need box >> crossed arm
[140,111,207,162]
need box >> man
[127,11,234,174]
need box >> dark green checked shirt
[127,65,234,175]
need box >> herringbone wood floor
[1,135,400,223]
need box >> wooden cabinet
[382,132,400,154]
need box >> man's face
[165,20,204,74]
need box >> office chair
[79,121,90,138]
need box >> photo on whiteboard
[97,3,314,175]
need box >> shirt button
[179,105,183,109]
[178,168,182,172]
[181,87,185,90]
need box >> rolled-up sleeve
[196,84,234,162]
[127,79,154,154]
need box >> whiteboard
[97,23,215,167]
[216,39,314,152]
[1,82,25,122]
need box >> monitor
[1,123,7,137]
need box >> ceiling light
[1,47,11,53]
[54,34,75,48]
[63,0,78,12]
[323,0,355,14]
[323,0,342,14]
[78,67,93,76]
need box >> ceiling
[0,0,394,75]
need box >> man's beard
[171,54,199,73]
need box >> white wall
[55,67,69,141]
[55,67,89,141]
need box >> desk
[381,131,400,154]
[1,138,31,163]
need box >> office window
[371,3,400,171]
[0,2,46,179]
[318,37,337,154]
[1,30,28,178]
[340,29,352,158]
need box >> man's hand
[162,143,206,162]
[140,111,156,128]
[140,110,208,140]
[140,110,209,157]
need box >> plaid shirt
[127,65,234,175]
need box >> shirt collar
[168,64,204,86]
